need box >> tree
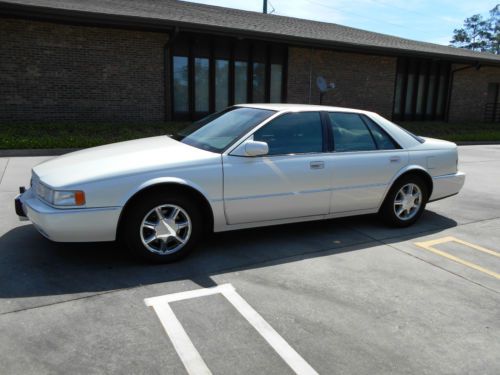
[450,4,500,54]
[488,5,500,54]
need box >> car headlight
[53,190,86,206]
[36,183,85,206]
[35,182,53,203]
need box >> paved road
[0,146,499,374]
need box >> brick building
[1,0,500,124]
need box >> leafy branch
[450,4,500,54]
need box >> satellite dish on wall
[317,76,328,93]
[316,76,336,104]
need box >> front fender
[118,176,214,207]
[115,175,227,235]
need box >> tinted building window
[270,64,283,103]
[253,112,323,155]
[194,58,209,113]
[171,33,286,120]
[252,62,266,103]
[215,60,229,111]
[234,61,248,104]
[393,57,450,121]
[173,56,189,113]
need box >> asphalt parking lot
[0,145,499,375]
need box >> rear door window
[362,116,399,150]
[328,112,376,152]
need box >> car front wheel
[121,192,202,263]
[380,175,429,227]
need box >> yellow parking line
[449,237,500,258]
[415,237,500,280]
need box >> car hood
[33,136,219,187]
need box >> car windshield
[172,107,276,153]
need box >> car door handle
[389,156,401,163]
[310,161,325,170]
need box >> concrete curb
[455,141,500,146]
[0,148,81,157]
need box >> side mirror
[231,139,269,157]
[244,140,269,157]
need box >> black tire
[120,191,203,263]
[379,174,429,227]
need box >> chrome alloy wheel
[393,183,422,221]
[140,204,192,255]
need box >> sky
[183,0,499,45]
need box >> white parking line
[145,283,318,375]
[147,300,211,375]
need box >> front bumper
[429,171,466,202]
[16,188,121,242]
[15,190,28,221]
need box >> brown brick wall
[449,64,500,123]
[0,18,168,123]
[287,47,397,118]
[4,18,499,125]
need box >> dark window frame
[169,33,287,121]
[393,57,451,122]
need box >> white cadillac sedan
[16,104,465,262]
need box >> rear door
[325,112,408,213]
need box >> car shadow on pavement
[0,210,457,300]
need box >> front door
[223,111,332,224]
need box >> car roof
[235,103,370,114]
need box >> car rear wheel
[121,192,202,263]
[379,175,429,227]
